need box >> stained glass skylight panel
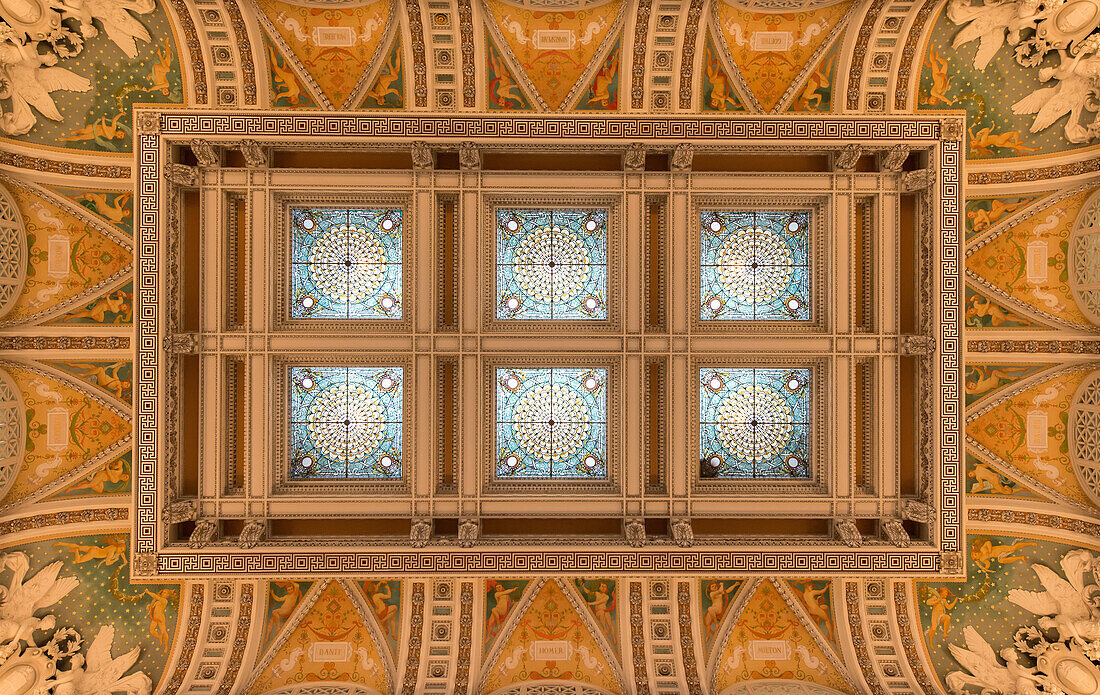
[700,210,810,321]
[496,367,607,479]
[290,207,402,319]
[700,367,811,479]
[289,366,402,479]
[497,208,608,320]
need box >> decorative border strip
[152,112,944,139]
[969,156,1100,185]
[847,0,889,110]
[406,0,428,108]
[400,581,426,694]
[458,0,475,108]
[136,112,961,574]
[631,0,654,110]
[215,583,254,695]
[166,0,208,104]
[0,150,129,178]
[453,581,474,695]
[893,582,939,695]
[222,0,257,105]
[893,0,939,110]
[0,507,126,536]
[676,581,702,694]
[0,336,129,350]
[969,507,1100,536]
[630,581,651,694]
[161,584,205,695]
[845,582,885,695]
[677,0,705,109]
[154,551,942,575]
[968,339,1097,353]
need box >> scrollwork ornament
[939,117,965,142]
[624,518,646,548]
[900,334,936,355]
[834,143,863,170]
[671,143,694,171]
[238,520,265,549]
[882,144,909,172]
[670,518,694,548]
[458,142,480,170]
[457,518,479,547]
[410,518,431,548]
[165,163,198,187]
[134,109,161,135]
[901,168,935,192]
[624,143,646,171]
[188,519,216,549]
[411,141,434,170]
[162,497,196,524]
[835,518,862,548]
[882,518,911,547]
[940,550,964,574]
[131,553,158,576]
[239,139,267,168]
[190,139,219,167]
[904,499,936,523]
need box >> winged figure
[57,0,156,59]
[0,551,80,645]
[946,626,1041,695]
[1013,50,1100,142]
[0,25,92,136]
[1008,550,1100,641]
[52,624,152,695]
[947,0,1022,70]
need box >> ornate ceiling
[0,0,1097,694]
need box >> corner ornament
[946,549,1100,695]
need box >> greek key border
[135,111,961,575]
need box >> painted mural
[573,578,619,651]
[965,451,1044,500]
[967,368,1094,508]
[248,581,391,694]
[45,186,135,238]
[575,38,621,110]
[485,579,530,652]
[0,532,181,688]
[481,579,621,694]
[702,33,746,112]
[486,34,533,110]
[358,580,401,658]
[47,281,135,325]
[701,579,745,655]
[917,3,1100,158]
[0,1,183,153]
[788,41,839,113]
[48,451,132,499]
[483,0,623,110]
[712,580,852,693]
[964,285,1050,329]
[785,580,838,650]
[46,360,133,403]
[2,184,131,326]
[262,581,312,652]
[712,0,853,112]
[967,188,1097,328]
[2,364,130,507]
[917,534,1100,693]
[265,35,319,109]
[255,0,393,109]
[360,36,404,109]
[964,364,1048,406]
[965,194,1045,242]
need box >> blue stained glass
[290,207,402,319]
[496,367,607,479]
[496,209,608,320]
[699,367,811,479]
[700,210,810,321]
[289,366,402,479]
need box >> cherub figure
[705,56,739,111]
[58,112,128,142]
[971,538,1037,572]
[922,46,955,106]
[66,290,133,323]
[264,581,302,644]
[969,124,1040,157]
[365,581,399,640]
[144,588,177,648]
[488,49,523,109]
[66,362,130,400]
[268,44,302,106]
[967,199,1029,232]
[703,581,738,642]
[67,457,130,494]
[53,535,128,567]
[148,37,173,95]
[365,51,401,106]
[581,581,616,638]
[586,54,618,108]
[925,586,959,646]
[486,580,519,638]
